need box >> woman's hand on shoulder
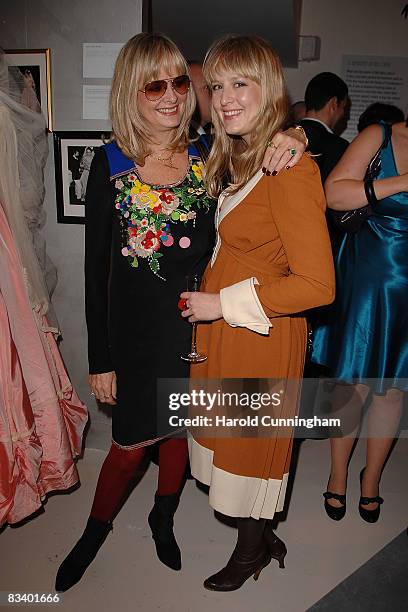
[89,371,117,405]
[262,127,307,176]
[180,291,222,323]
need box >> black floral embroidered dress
[85,138,215,447]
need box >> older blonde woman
[182,35,335,591]
[55,33,307,592]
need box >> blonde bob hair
[110,33,196,163]
[203,35,289,197]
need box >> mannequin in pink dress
[0,51,88,526]
[0,203,87,525]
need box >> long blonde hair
[110,33,196,163]
[203,35,288,197]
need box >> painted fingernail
[266,170,271,176]
[262,166,266,173]
[285,165,291,170]
[272,170,278,176]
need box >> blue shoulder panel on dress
[188,142,199,157]
[103,141,135,179]
[188,134,210,158]
[104,135,209,179]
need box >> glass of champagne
[180,274,207,363]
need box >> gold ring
[267,140,278,149]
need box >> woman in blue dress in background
[312,118,408,523]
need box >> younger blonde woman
[182,35,335,591]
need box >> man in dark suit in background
[188,62,212,139]
[298,73,350,433]
[301,72,350,182]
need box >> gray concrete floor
[0,437,406,612]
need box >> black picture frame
[53,131,109,224]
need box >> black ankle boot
[264,523,287,568]
[203,517,271,592]
[55,517,112,592]
[148,493,181,571]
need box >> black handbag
[330,123,392,233]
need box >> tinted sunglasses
[139,74,190,101]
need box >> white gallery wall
[1,0,407,449]
[285,0,408,103]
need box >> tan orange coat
[189,156,335,519]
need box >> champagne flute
[180,274,207,363]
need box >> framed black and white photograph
[53,132,109,224]
[5,49,53,130]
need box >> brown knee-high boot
[204,517,271,592]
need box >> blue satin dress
[312,127,408,394]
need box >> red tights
[90,438,188,523]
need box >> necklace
[146,148,177,169]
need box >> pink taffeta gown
[0,204,88,526]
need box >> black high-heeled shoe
[323,487,346,521]
[263,524,287,568]
[359,468,384,523]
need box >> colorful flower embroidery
[192,163,203,181]
[114,158,214,279]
